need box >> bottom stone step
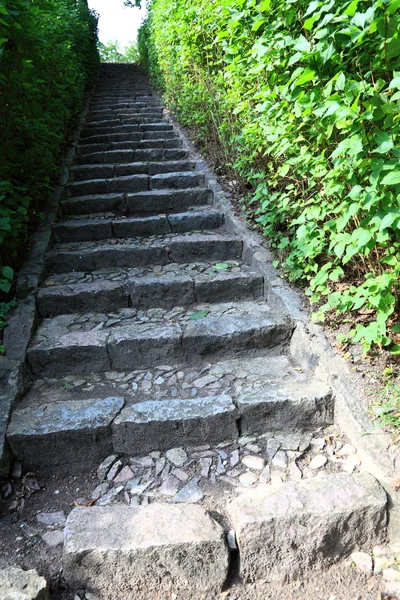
[227,472,387,584]
[63,504,229,599]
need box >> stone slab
[38,280,129,317]
[108,323,183,370]
[128,274,195,309]
[0,566,50,600]
[126,188,212,213]
[27,330,110,377]
[63,504,229,599]
[227,472,387,583]
[7,397,124,474]
[237,380,333,435]
[169,234,242,263]
[112,394,239,455]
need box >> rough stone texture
[237,381,333,435]
[27,330,110,377]
[0,566,50,600]
[108,324,183,370]
[129,275,195,309]
[63,504,229,599]
[169,234,242,263]
[227,472,387,583]
[38,280,129,317]
[112,394,238,455]
[7,397,124,473]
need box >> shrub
[139,0,400,354]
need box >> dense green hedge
[0,0,98,305]
[139,0,400,353]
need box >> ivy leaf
[391,324,400,333]
[189,310,210,321]
[213,263,229,270]
[1,266,13,280]
[390,344,400,355]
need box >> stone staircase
[6,64,387,599]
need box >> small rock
[190,450,216,459]
[36,511,66,527]
[193,375,217,388]
[149,451,161,459]
[199,457,212,478]
[0,567,50,600]
[113,466,134,484]
[217,449,228,460]
[338,443,356,456]
[272,450,288,470]
[130,456,155,468]
[375,556,393,573]
[96,486,124,506]
[216,456,226,475]
[130,496,140,507]
[227,530,238,550]
[242,455,266,471]
[383,568,400,581]
[238,436,256,446]
[266,438,281,459]
[106,459,122,481]
[341,453,361,474]
[245,444,260,453]
[42,530,64,547]
[155,457,166,476]
[309,455,327,470]
[91,483,109,501]
[172,478,203,503]
[230,449,239,467]
[351,551,373,573]
[310,437,326,452]
[259,465,271,484]
[125,480,152,496]
[289,462,303,481]
[166,447,188,467]
[270,471,283,484]
[239,472,257,487]
[171,468,188,482]
[131,382,138,391]
[382,581,400,598]
[373,544,388,557]
[97,454,118,482]
[159,475,180,496]
[86,593,101,600]
[154,376,165,385]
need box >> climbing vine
[139,0,400,354]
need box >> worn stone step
[85,116,165,127]
[45,232,242,273]
[80,130,178,145]
[66,172,204,197]
[7,376,331,471]
[227,472,387,583]
[81,123,174,138]
[75,148,190,165]
[87,108,164,117]
[61,188,212,216]
[70,160,196,181]
[63,505,229,599]
[77,138,183,155]
[52,210,224,243]
[27,302,292,377]
[37,259,262,315]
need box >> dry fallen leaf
[73,499,95,507]
[392,477,400,491]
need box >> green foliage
[139,0,400,353]
[98,39,139,63]
[0,0,98,337]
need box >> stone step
[7,374,331,471]
[63,505,229,599]
[81,122,174,138]
[227,472,387,583]
[70,160,196,181]
[84,116,165,127]
[52,210,224,243]
[79,130,178,145]
[75,148,190,165]
[26,302,292,377]
[45,232,242,273]
[77,138,183,155]
[37,259,262,315]
[66,172,205,197]
[86,108,164,118]
[61,188,212,216]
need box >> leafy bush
[139,0,400,354]
[98,39,139,63]
[0,0,98,307]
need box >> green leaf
[189,310,210,321]
[213,263,229,271]
[391,324,400,333]
[390,344,400,355]
[1,266,13,280]
[372,132,394,154]
[381,171,400,185]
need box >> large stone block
[7,397,124,474]
[150,172,204,190]
[128,274,195,309]
[63,504,229,599]
[169,234,242,263]
[227,472,387,583]
[112,394,238,455]
[108,323,183,370]
[237,380,333,435]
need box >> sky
[88,0,147,49]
